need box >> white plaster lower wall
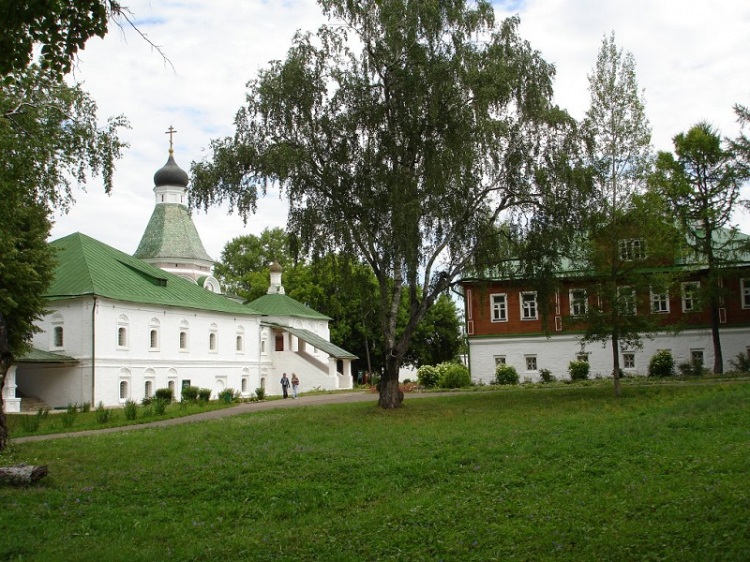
[469,327,750,383]
[269,350,343,395]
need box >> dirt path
[11,391,437,444]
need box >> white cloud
[50,0,750,258]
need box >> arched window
[149,317,160,351]
[51,314,64,350]
[117,315,129,349]
[209,323,218,352]
[179,320,189,351]
[241,377,248,393]
[53,326,64,348]
[119,380,129,400]
[144,380,153,399]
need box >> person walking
[280,373,290,399]
[291,373,300,399]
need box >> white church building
[3,146,356,413]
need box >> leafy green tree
[0,64,127,450]
[576,33,672,398]
[652,122,750,373]
[214,228,294,300]
[192,0,585,408]
[403,294,462,368]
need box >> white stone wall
[469,326,750,383]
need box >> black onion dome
[154,153,189,187]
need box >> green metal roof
[16,348,78,364]
[266,323,357,359]
[247,293,332,320]
[133,203,213,262]
[47,233,261,315]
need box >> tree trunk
[710,299,723,374]
[611,331,621,398]
[0,312,12,452]
[0,464,48,486]
[378,354,404,409]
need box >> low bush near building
[95,402,113,424]
[678,360,708,377]
[438,362,471,389]
[568,360,590,381]
[155,387,174,402]
[124,399,138,420]
[218,388,237,404]
[417,365,440,388]
[495,364,519,385]
[539,368,555,383]
[649,350,675,377]
[730,352,750,373]
[181,386,199,401]
[197,388,212,402]
[255,387,266,401]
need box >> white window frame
[682,282,700,312]
[569,289,587,317]
[690,349,704,366]
[650,289,670,314]
[525,355,538,371]
[520,292,538,320]
[741,279,750,309]
[490,293,508,322]
[494,356,506,366]
[619,238,646,261]
[617,286,637,315]
[623,352,636,369]
[209,323,219,353]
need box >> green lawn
[1,382,749,561]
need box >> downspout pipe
[91,296,97,405]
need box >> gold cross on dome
[165,125,177,153]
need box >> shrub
[568,361,590,381]
[124,399,138,420]
[21,411,43,432]
[730,352,750,372]
[141,396,152,406]
[255,387,266,401]
[95,401,113,424]
[218,388,237,404]
[154,387,173,403]
[417,365,440,388]
[152,397,169,415]
[81,402,91,413]
[181,385,199,401]
[198,388,212,402]
[648,350,675,377]
[495,364,519,385]
[539,368,555,383]
[437,362,471,389]
[678,360,708,377]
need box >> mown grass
[1,382,749,561]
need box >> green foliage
[730,352,750,373]
[154,388,173,403]
[152,398,169,416]
[539,368,555,383]
[181,386,199,402]
[218,389,237,404]
[416,365,440,388]
[81,402,91,413]
[568,361,590,381]
[191,0,585,407]
[123,399,138,421]
[405,294,463,368]
[197,388,212,402]
[437,362,471,389]
[648,350,676,377]
[95,402,113,424]
[678,361,708,377]
[20,411,42,432]
[495,364,520,385]
[255,387,266,401]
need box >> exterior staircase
[19,396,50,413]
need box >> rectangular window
[521,292,538,320]
[619,238,646,261]
[569,289,587,316]
[525,355,538,371]
[490,294,508,322]
[691,349,704,365]
[623,353,635,369]
[577,353,589,363]
[742,279,750,309]
[494,356,506,366]
[650,289,669,313]
[682,282,700,312]
[618,286,637,315]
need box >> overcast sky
[50,0,750,261]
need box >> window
[618,286,637,315]
[209,332,217,351]
[623,353,635,369]
[53,326,64,348]
[236,326,245,353]
[117,315,129,349]
[491,294,508,322]
[569,289,587,316]
[520,292,538,320]
[241,378,248,393]
[682,282,700,312]
[525,355,538,371]
[144,380,153,399]
[168,380,175,395]
[494,356,506,366]
[691,349,704,366]
[577,352,589,363]
[149,318,160,350]
[650,289,669,313]
[742,279,750,309]
[619,238,646,261]
[236,335,243,352]
[119,380,129,401]
[179,320,189,351]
